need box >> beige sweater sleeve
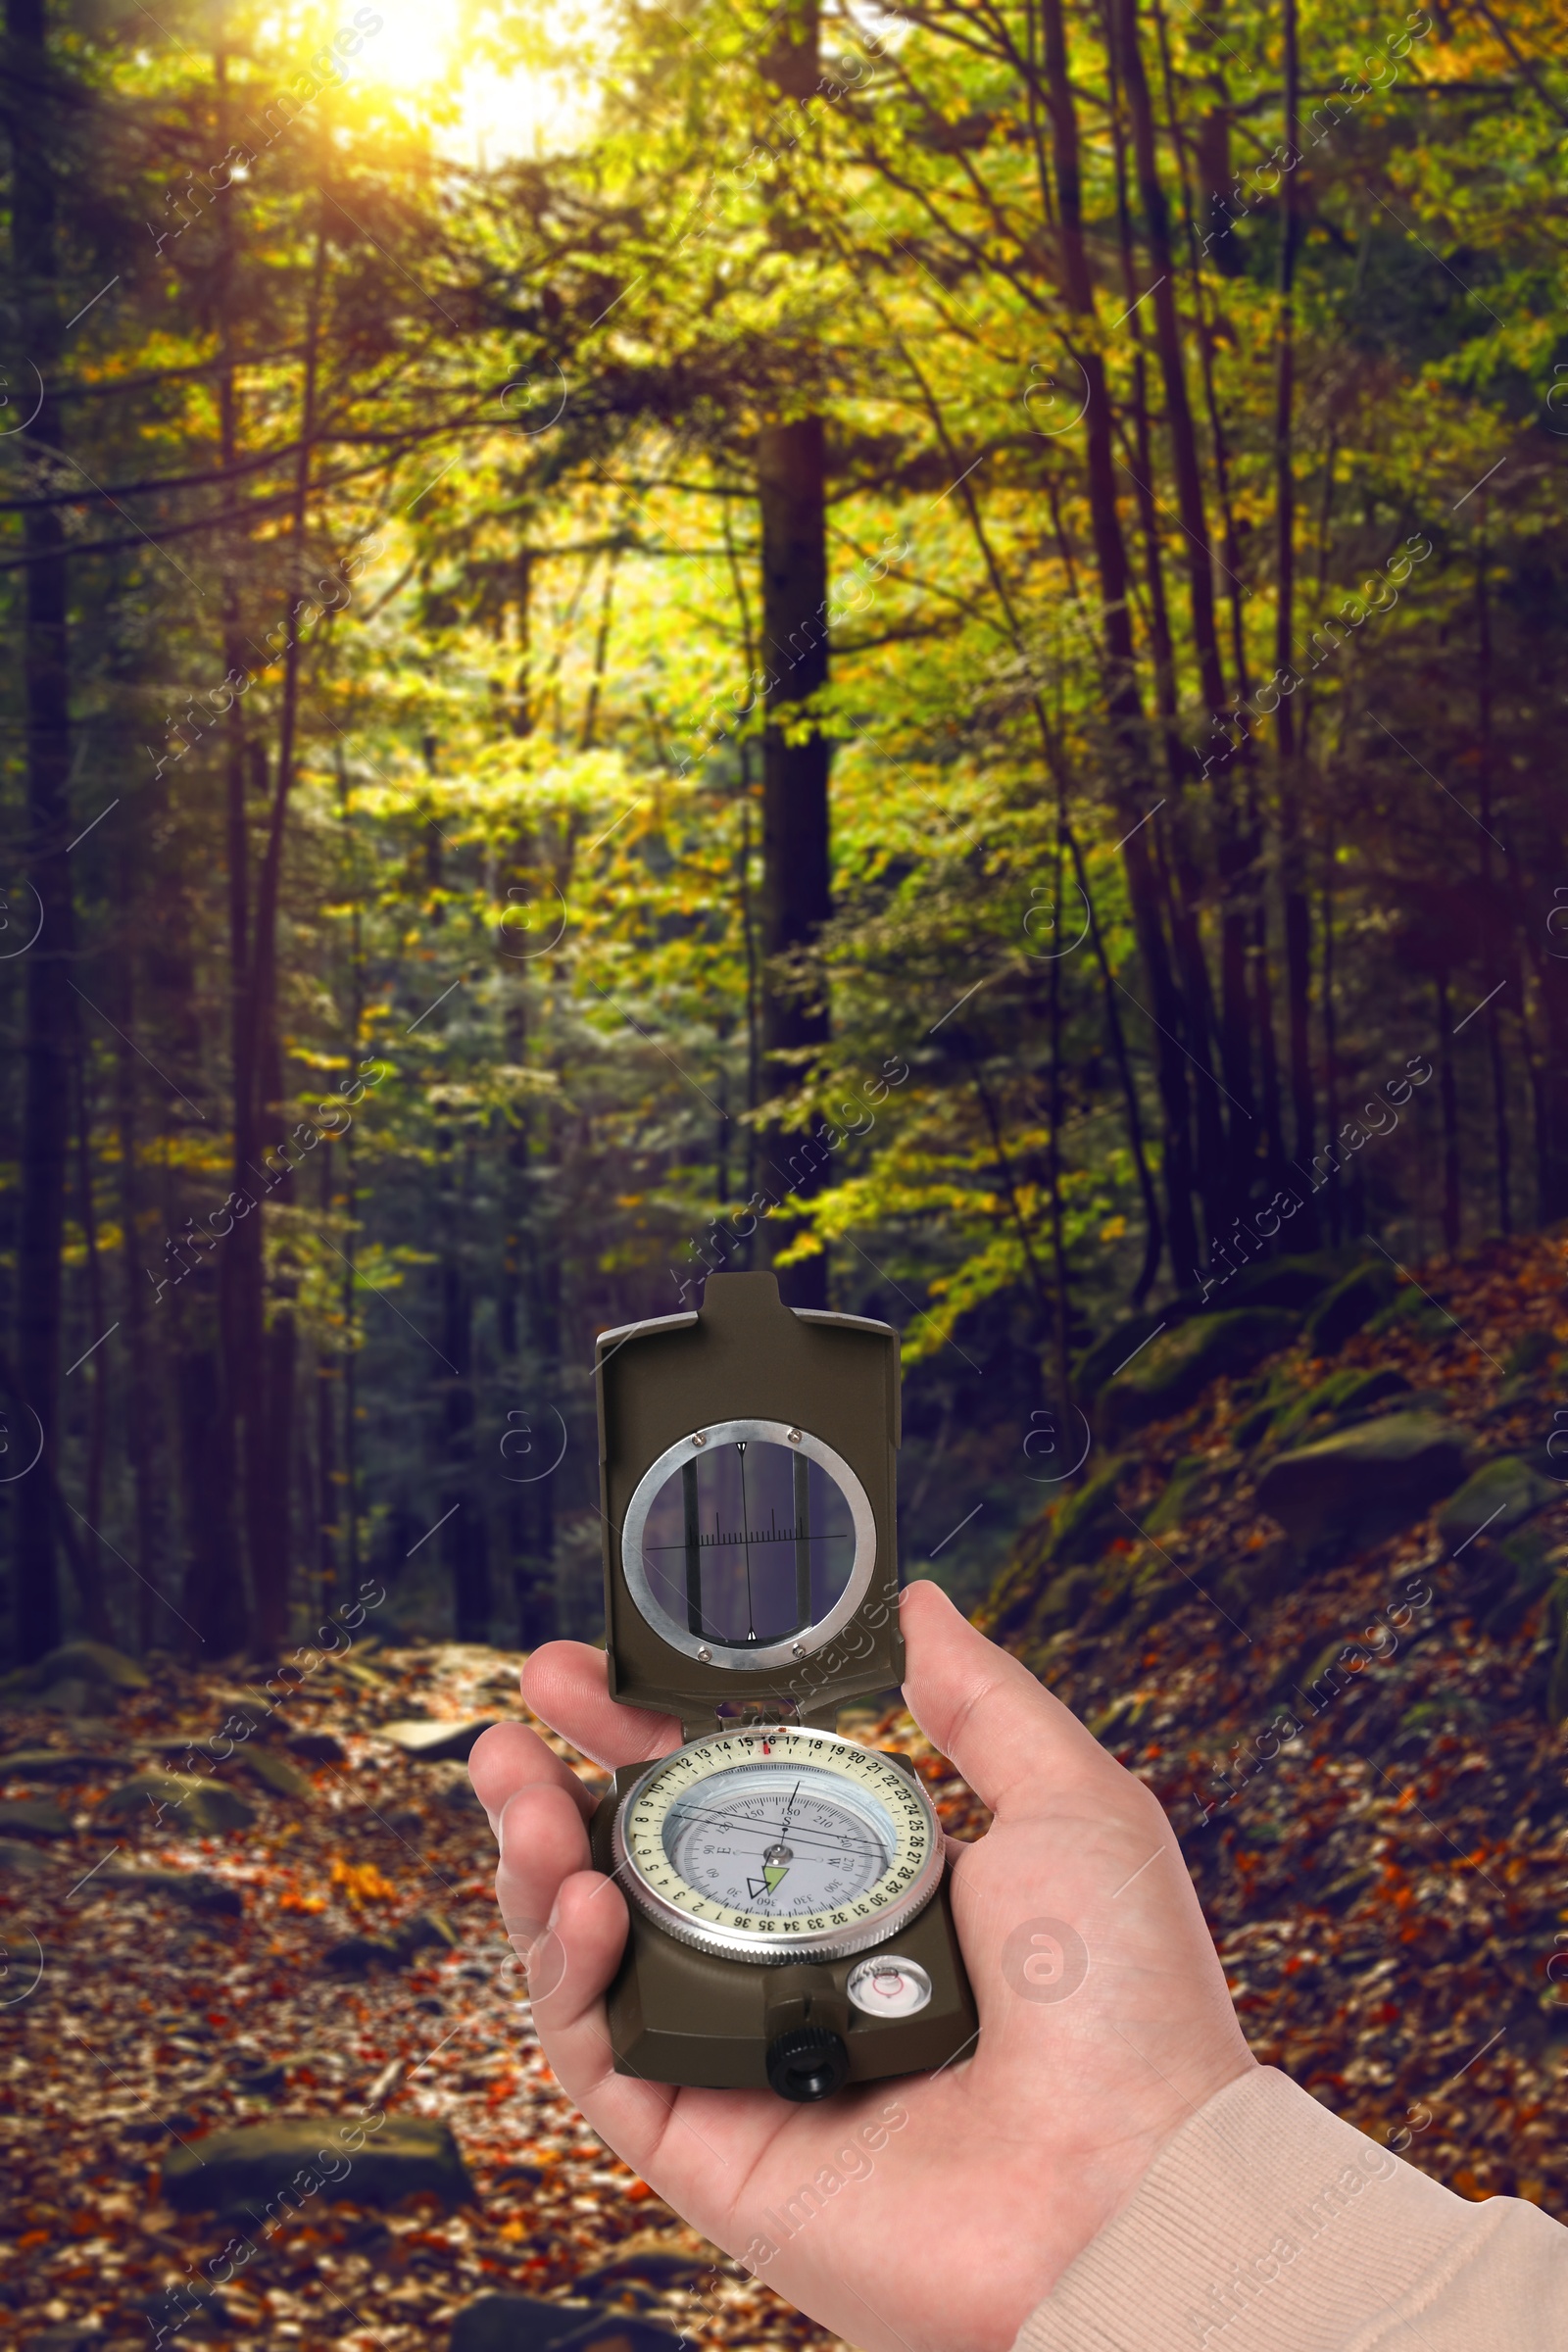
[1013,2065,1568,2352]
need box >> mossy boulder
[1436,1456,1559,1557]
[1366,1286,1453,1343]
[451,2296,679,2352]
[1549,1585,1568,1724]
[1221,1254,1343,1313]
[98,1771,257,1835]
[1100,1309,1298,1440]
[1256,1413,1469,1555]
[236,1745,314,1798]
[983,1459,1129,1637]
[1075,1310,1179,1403]
[0,1748,120,1781]
[0,1640,150,1699]
[94,1863,244,1915]
[162,2114,474,2215]
[1029,1565,1103,1642]
[1305,1262,1398,1354]
[0,1834,53,1876]
[1143,1455,1209,1539]
[0,1796,73,1838]
[1044,1456,1131,1565]
[1269,1365,1413,1448]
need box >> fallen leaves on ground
[0,1641,842,2351]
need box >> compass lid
[594,1272,904,1734]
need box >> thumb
[898,1579,1119,1816]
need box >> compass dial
[612,1726,944,1964]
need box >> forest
[6,6,1568,2349]
[2,0,1566,1660]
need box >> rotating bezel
[611,1725,946,1965]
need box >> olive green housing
[590,1270,978,2095]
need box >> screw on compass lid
[765,2024,850,2103]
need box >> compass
[587,1271,978,2101]
[612,1725,945,1963]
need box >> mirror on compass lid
[623,1425,864,1656]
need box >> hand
[469,1581,1253,2352]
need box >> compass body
[589,1273,979,2100]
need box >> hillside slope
[966,1228,1568,2209]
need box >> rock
[139,2280,231,2337]
[1436,1456,1560,1556]
[1075,1308,1181,1403]
[451,2298,682,2352]
[236,1745,313,1798]
[1503,1328,1558,1381]
[1143,1455,1208,1538]
[378,1802,428,1838]
[286,1729,346,1764]
[35,1679,93,1715]
[982,1460,1129,1638]
[1028,1564,1102,1642]
[1100,1310,1298,1440]
[97,1771,258,1835]
[1256,1413,1469,1555]
[233,2055,288,2094]
[1046,1456,1131,1566]
[1220,1255,1342,1313]
[0,1835,53,1876]
[324,1933,405,1974]
[93,1864,244,1915]
[377,1717,498,1761]
[574,2239,710,2292]
[1305,1262,1398,1353]
[1549,1600,1568,1726]
[27,1641,151,1695]
[0,1795,73,1837]
[324,1911,457,1973]
[162,2113,475,2214]
[396,1908,460,1959]
[1270,1365,1413,1447]
[0,1748,120,1782]
[1477,1530,1561,1641]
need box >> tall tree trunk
[757,415,832,1308]
[441,1137,489,1640]
[316,1147,338,1615]
[1042,0,1201,1277]
[1115,0,1255,1195]
[1272,0,1318,1235]
[1474,506,1511,1233]
[243,213,326,1652]
[757,1,832,1310]
[1436,973,1461,1259]
[8,0,74,1657]
[215,44,258,1656]
[70,1009,110,1639]
[113,938,162,1650]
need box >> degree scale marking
[625,1731,931,1938]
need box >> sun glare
[340,0,603,162]
[361,0,461,89]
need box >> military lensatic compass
[589,1271,977,2101]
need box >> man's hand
[469,1581,1253,2352]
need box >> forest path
[0,1639,847,2351]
